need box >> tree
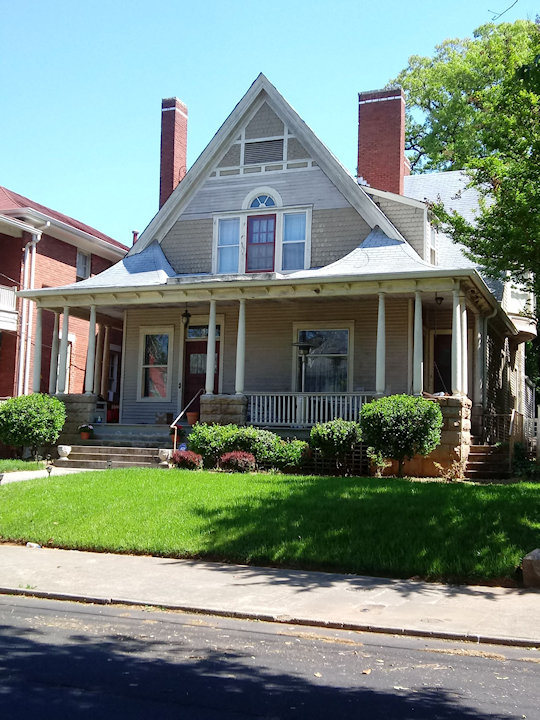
[393,19,540,296]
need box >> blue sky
[1,0,537,246]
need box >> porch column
[461,294,468,396]
[32,306,43,393]
[48,312,60,394]
[407,298,414,394]
[376,292,386,394]
[93,324,104,394]
[235,298,246,394]
[413,291,423,394]
[473,312,483,407]
[452,288,462,394]
[85,306,97,394]
[57,306,70,394]
[100,325,110,398]
[205,299,217,394]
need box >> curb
[2,586,539,649]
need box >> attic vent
[244,139,283,165]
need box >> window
[213,190,311,274]
[138,328,173,401]
[217,218,240,273]
[294,326,352,393]
[76,250,90,279]
[247,214,276,272]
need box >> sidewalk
[1,544,539,647]
[0,467,98,484]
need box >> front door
[183,339,220,412]
[433,333,451,394]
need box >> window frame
[137,326,174,402]
[246,213,276,273]
[212,198,311,275]
[76,250,91,279]
[291,321,355,393]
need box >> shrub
[171,449,203,470]
[218,451,256,473]
[310,419,362,472]
[0,394,66,458]
[272,439,310,472]
[232,427,283,466]
[188,424,241,467]
[359,394,443,477]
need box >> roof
[131,73,404,256]
[56,241,176,290]
[0,186,128,251]
[289,226,433,279]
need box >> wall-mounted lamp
[181,305,191,328]
[435,294,444,306]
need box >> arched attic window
[250,194,275,208]
[242,187,283,210]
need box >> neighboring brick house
[20,75,536,471]
[0,187,127,404]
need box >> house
[0,187,128,409]
[19,75,536,472]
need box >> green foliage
[393,20,540,297]
[272,439,310,472]
[359,395,442,477]
[310,419,361,472]
[0,394,66,457]
[187,423,305,470]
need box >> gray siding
[373,195,428,260]
[311,208,371,267]
[161,219,213,275]
[245,102,284,139]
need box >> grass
[0,459,45,473]
[0,469,539,583]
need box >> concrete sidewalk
[0,544,539,647]
[0,467,98,484]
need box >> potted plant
[78,423,94,440]
[186,411,199,426]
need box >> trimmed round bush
[187,423,241,467]
[359,394,443,477]
[218,451,256,473]
[171,449,203,470]
[0,394,66,457]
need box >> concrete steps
[465,445,511,481]
[55,445,163,470]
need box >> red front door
[183,340,220,412]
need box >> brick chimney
[159,97,188,208]
[357,88,409,195]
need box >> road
[0,595,538,718]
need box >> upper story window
[213,188,311,274]
[76,250,91,279]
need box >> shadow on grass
[0,609,517,720]
[183,475,540,588]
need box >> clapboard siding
[182,167,351,218]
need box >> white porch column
[461,294,468,397]
[32,307,43,393]
[100,325,110,398]
[452,288,462,394]
[57,306,70,394]
[205,299,217,394]
[473,312,483,406]
[407,298,414,394]
[413,291,423,394]
[85,306,97,394]
[48,312,60,394]
[376,292,386,394]
[235,298,246,394]
[93,325,104,394]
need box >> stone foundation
[57,394,99,445]
[200,394,247,425]
[385,395,472,477]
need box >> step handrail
[170,388,205,451]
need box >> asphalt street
[0,595,538,719]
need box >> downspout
[18,223,48,396]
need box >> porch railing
[246,392,374,427]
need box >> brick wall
[160,97,188,209]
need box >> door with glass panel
[183,325,220,412]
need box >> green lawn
[0,469,538,583]
[0,459,45,473]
